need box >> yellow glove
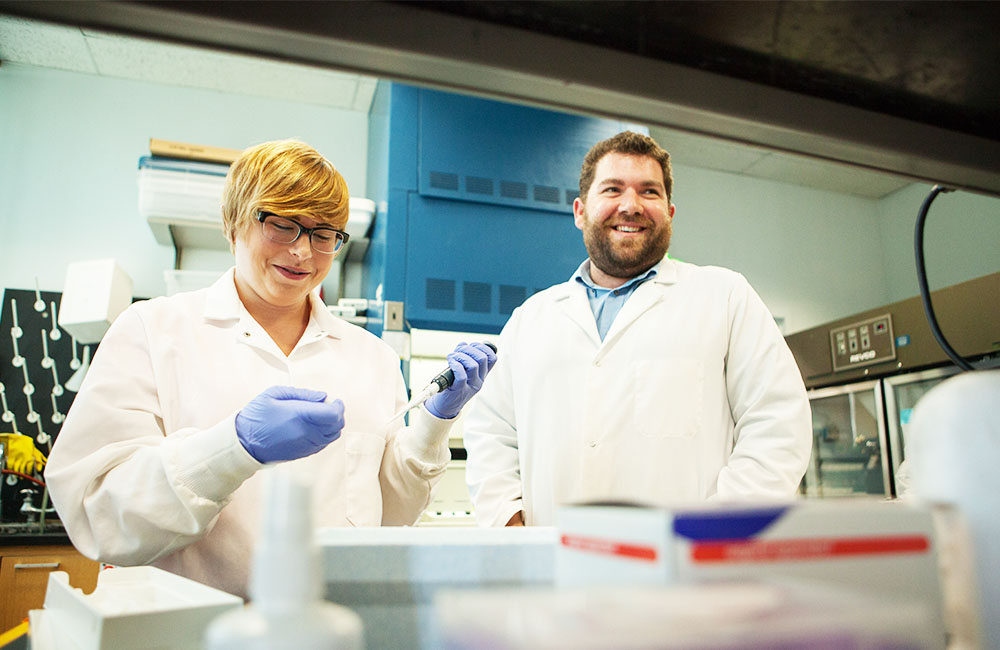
[0,433,47,475]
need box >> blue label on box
[896,335,911,347]
[673,507,789,541]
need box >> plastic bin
[28,566,242,650]
[137,156,229,223]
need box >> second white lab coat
[463,257,812,527]
[45,269,451,597]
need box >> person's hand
[425,342,497,419]
[235,386,345,463]
[0,433,47,474]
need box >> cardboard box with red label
[556,500,945,647]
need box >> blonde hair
[221,140,350,245]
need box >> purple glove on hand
[425,342,498,419]
[236,386,345,463]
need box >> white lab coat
[464,256,812,527]
[45,269,451,598]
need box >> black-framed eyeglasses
[256,211,350,255]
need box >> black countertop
[0,522,72,547]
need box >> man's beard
[582,213,671,280]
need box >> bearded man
[463,131,812,527]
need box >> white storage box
[435,580,940,649]
[58,259,133,343]
[319,526,556,650]
[345,197,375,240]
[556,500,946,647]
[28,566,242,650]
[138,156,229,223]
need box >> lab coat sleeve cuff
[398,404,453,468]
[161,413,262,504]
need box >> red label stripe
[691,535,929,563]
[560,534,659,561]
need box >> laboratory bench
[0,522,99,634]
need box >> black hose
[914,185,974,371]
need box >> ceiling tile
[353,77,378,113]
[82,29,369,110]
[0,16,96,73]
[650,126,769,174]
[744,153,912,199]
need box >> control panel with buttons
[829,313,895,372]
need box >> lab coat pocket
[344,431,387,527]
[634,358,704,438]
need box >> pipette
[383,342,497,431]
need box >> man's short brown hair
[579,131,673,202]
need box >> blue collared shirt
[572,260,658,341]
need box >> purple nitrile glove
[236,386,345,463]
[425,342,498,419]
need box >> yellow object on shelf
[0,433,47,474]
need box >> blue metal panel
[364,81,645,334]
[404,194,586,333]
[364,82,420,335]
[417,89,634,214]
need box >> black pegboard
[1,287,97,521]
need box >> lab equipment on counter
[205,465,363,650]
[383,342,497,431]
[555,500,946,648]
[319,525,556,650]
[435,580,939,650]
[27,566,242,650]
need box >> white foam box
[29,566,242,650]
[345,197,375,240]
[318,526,556,650]
[555,500,946,648]
[58,259,133,343]
[435,580,940,650]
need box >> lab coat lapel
[553,284,601,347]
[600,282,664,349]
[201,268,288,360]
[601,257,678,349]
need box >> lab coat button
[243,331,251,338]
[589,441,597,448]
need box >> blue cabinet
[364,82,642,334]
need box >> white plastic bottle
[205,465,364,650]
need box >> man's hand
[506,511,525,526]
[236,386,345,463]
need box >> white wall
[877,183,1000,301]
[0,63,368,299]
[670,164,888,334]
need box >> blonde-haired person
[46,140,495,598]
